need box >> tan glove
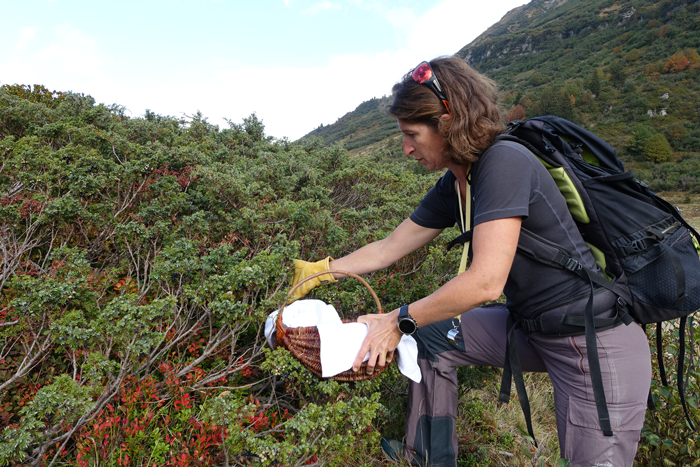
[289,257,337,302]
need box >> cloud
[353,0,527,59]
[39,24,106,78]
[1,23,111,93]
[106,0,529,140]
[98,49,414,141]
[350,1,417,27]
[303,1,341,15]
[14,26,40,50]
[383,7,418,29]
[0,0,529,142]
[406,0,528,57]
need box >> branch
[0,333,52,393]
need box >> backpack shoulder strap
[495,133,560,168]
[518,229,614,292]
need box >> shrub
[626,124,655,156]
[625,48,642,62]
[644,133,673,163]
[636,323,700,466]
[0,84,456,465]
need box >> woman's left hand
[353,310,403,374]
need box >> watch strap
[398,305,417,335]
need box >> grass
[328,366,559,467]
[456,372,560,467]
[657,191,700,231]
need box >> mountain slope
[303,0,700,182]
[302,96,400,152]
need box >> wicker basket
[275,270,394,381]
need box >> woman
[291,56,651,467]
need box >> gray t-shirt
[410,140,600,315]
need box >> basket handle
[275,270,383,345]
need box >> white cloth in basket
[264,299,421,382]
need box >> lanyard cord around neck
[457,163,472,275]
[452,163,472,328]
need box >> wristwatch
[397,305,418,335]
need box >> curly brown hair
[386,56,505,165]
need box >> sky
[0,0,528,141]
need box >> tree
[664,52,690,73]
[564,81,580,101]
[625,48,642,62]
[627,124,655,156]
[529,71,545,86]
[536,86,574,121]
[507,105,526,122]
[588,69,600,96]
[513,91,522,106]
[684,48,700,65]
[609,60,625,87]
[643,133,672,163]
[643,62,662,77]
[519,94,535,112]
[666,124,688,143]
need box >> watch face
[398,317,417,335]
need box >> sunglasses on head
[412,61,451,114]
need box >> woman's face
[398,119,450,172]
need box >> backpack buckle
[542,136,556,153]
[630,238,648,253]
[506,120,523,131]
[520,318,540,332]
[568,142,584,155]
[563,257,582,272]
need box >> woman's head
[387,56,504,165]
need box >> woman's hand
[353,310,403,375]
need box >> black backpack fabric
[469,115,700,443]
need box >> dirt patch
[600,4,622,15]
[657,192,700,230]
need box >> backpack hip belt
[512,287,623,336]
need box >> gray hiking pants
[403,303,651,467]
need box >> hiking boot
[381,437,404,463]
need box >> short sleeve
[409,171,458,230]
[472,141,540,226]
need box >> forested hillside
[303,97,398,153]
[460,0,699,153]
[305,0,700,194]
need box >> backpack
[468,115,700,443]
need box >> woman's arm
[289,218,443,301]
[352,216,522,373]
[329,218,443,277]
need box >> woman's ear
[440,113,451,121]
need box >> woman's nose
[403,139,414,157]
